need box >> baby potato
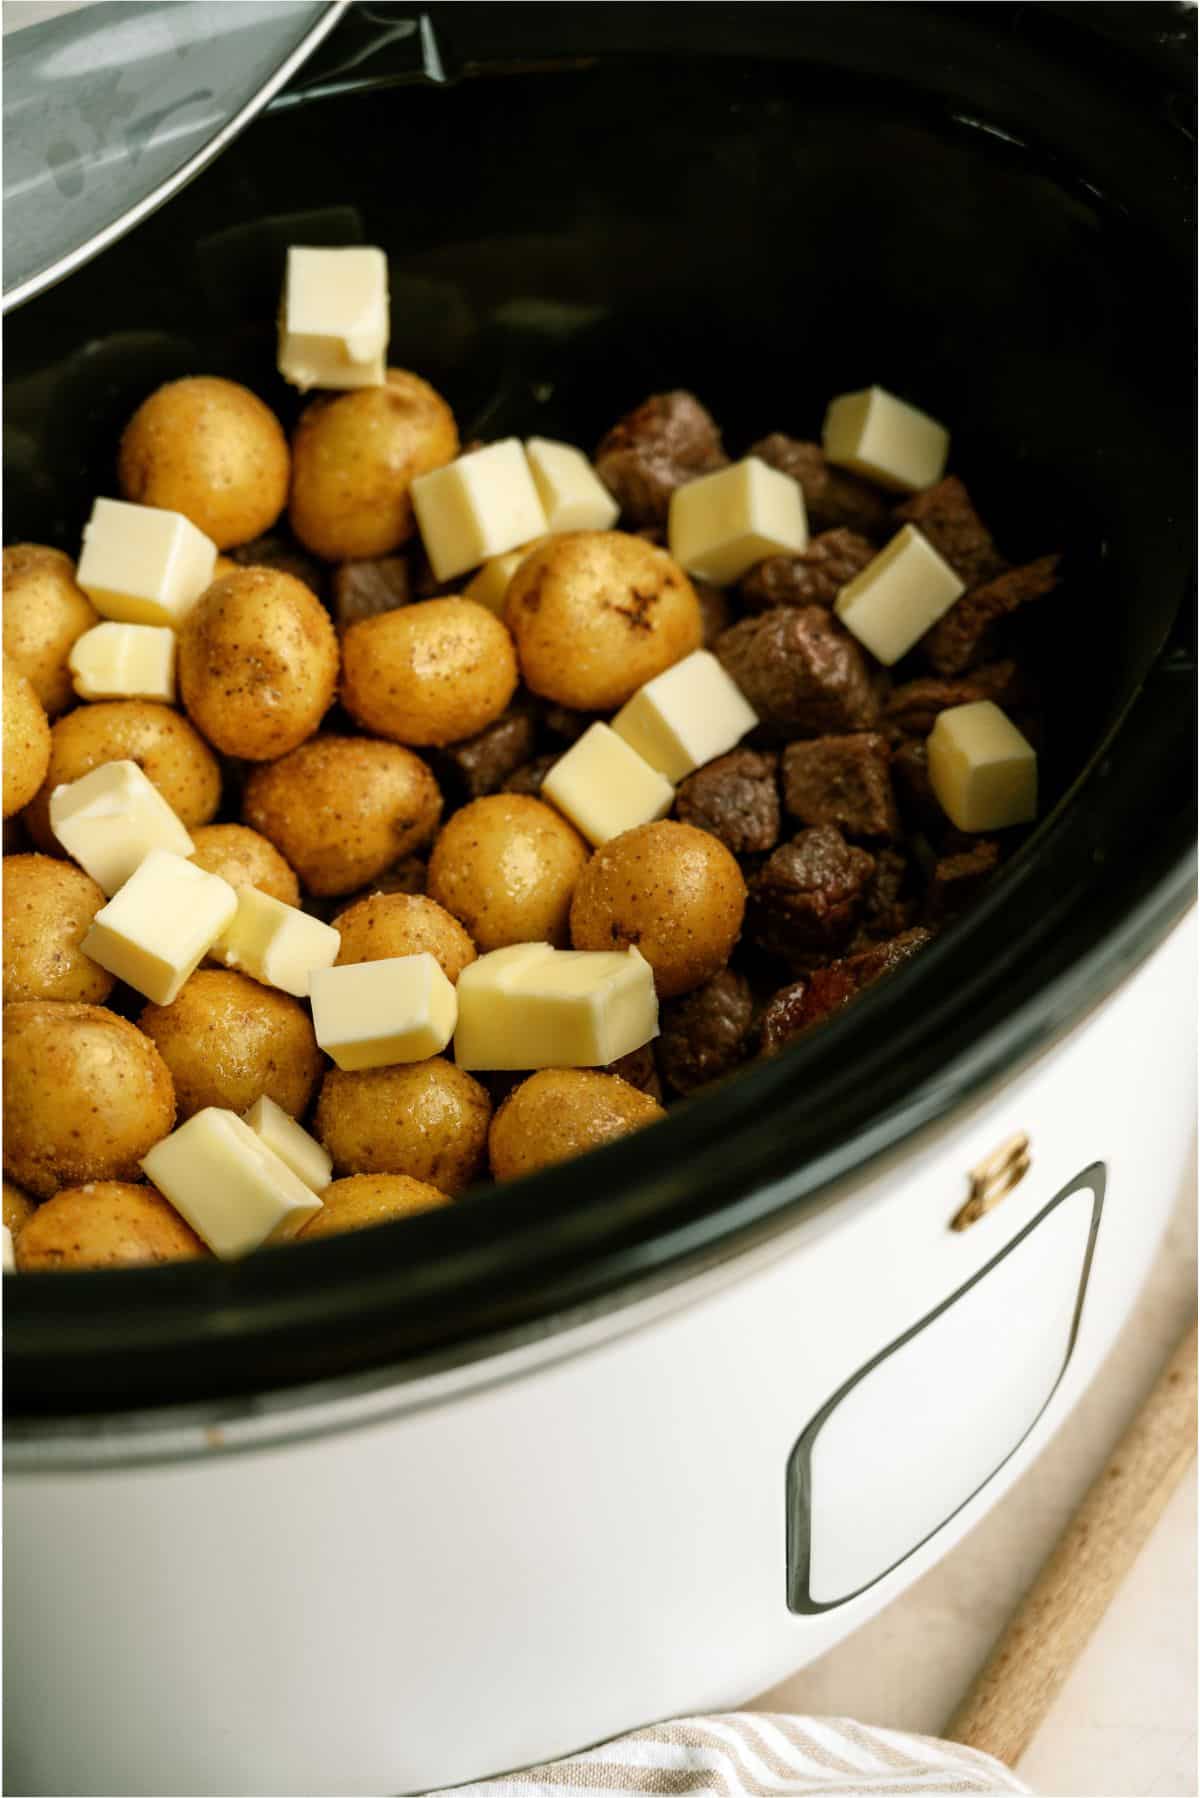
[316,1058,490,1194]
[3,853,114,1004]
[139,969,322,1122]
[289,369,459,562]
[427,793,589,951]
[506,531,702,710]
[333,892,476,982]
[297,1173,451,1240]
[571,819,746,998]
[15,1181,207,1272]
[24,698,221,851]
[188,823,300,906]
[3,1002,176,1198]
[178,567,338,761]
[3,1179,36,1239]
[342,597,518,747]
[489,1068,665,1182]
[2,543,98,715]
[244,734,442,896]
[118,375,290,549]
[3,656,51,817]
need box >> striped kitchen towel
[427,1712,1030,1795]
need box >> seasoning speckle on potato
[2,543,98,716]
[3,854,114,1005]
[333,891,476,982]
[316,1057,491,1193]
[3,656,51,817]
[15,1181,207,1271]
[187,823,301,907]
[489,1068,665,1182]
[427,793,589,951]
[342,597,518,747]
[297,1172,451,1240]
[139,969,323,1122]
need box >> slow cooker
[3,6,1196,1794]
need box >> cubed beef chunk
[716,606,880,736]
[883,662,1022,738]
[538,703,595,743]
[332,555,412,632]
[694,577,734,647]
[854,846,915,944]
[502,753,560,797]
[924,839,1002,922]
[594,391,727,527]
[893,476,1007,588]
[230,533,326,598]
[675,749,780,856]
[739,530,877,612]
[607,1043,664,1102]
[435,708,536,802]
[923,555,1061,675]
[890,738,944,834]
[747,824,875,962]
[781,732,899,840]
[760,925,933,1052]
[657,970,755,1095]
[748,435,892,539]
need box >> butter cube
[823,385,949,493]
[454,943,658,1070]
[69,621,176,702]
[542,722,674,847]
[525,438,620,533]
[668,455,808,586]
[2,1225,14,1274]
[279,245,389,391]
[411,440,548,582]
[310,952,457,1070]
[834,525,965,666]
[612,649,758,783]
[83,850,237,1004]
[143,1108,323,1259]
[465,540,545,614]
[243,1095,332,1193]
[76,498,217,627]
[927,701,1037,833]
[50,759,194,895]
[214,887,340,998]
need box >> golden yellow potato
[15,1181,207,1271]
[289,370,459,562]
[139,969,322,1122]
[3,1002,176,1199]
[316,1058,490,1194]
[2,543,98,715]
[3,1179,36,1239]
[25,699,221,851]
[333,892,476,982]
[297,1173,451,1240]
[489,1068,665,1182]
[427,794,589,951]
[3,656,51,817]
[244,735,442,896]
[3,853,114,1004]
[188,823,300,906]
[570,819,746,998]
[342,597,518,747]
[177,567,338,760]
[506,531,702,710]
[118,376,290,550]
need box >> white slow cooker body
[4,916,1194,1796]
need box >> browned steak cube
[760,925,933,1051]
[716,606,880,736]
[656,969,755,1095]
[854,846,915,944]
[923,555,1061,675]
[883,662,1022,738]
[748,435,892,539]
[435,709,536,802]
[925,839,1002,921]
[501,752,560,798]
[890,738,943,833]
[594,391,727,527]
[747,824,875,962]
[694,578,734,647]
[230,533,326,598]
[538,703,595,744]
[739,529,877,612]
[781,732,899,840]
[893,476,1007,588]
[332,555,412,632]
[607,1043,664,1102]
[674,749,780,856]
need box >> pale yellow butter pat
[822,385,949,492]
[525,438,620,533]
[279,245,389,391]
[75,497,217,627]
[214,887,340,998]
[243,1095,332,1193]
[310,952,457,1070]
[834,524,964,666]
[2,1226,14,1274]
[668,455,808,586]
[143,1108,323,1259]
[454,943,658,1071]
[542,722,674,847]
[465,540,545,614]
[50,759,194,895]
[411,440,548,582]
[69,621,176,702]
[83,849,237,1004]
[927,701,1037,833]
[612,649,758,783]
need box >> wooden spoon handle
[945,1322,1197,1768]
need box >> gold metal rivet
[951,1131,1032,1232]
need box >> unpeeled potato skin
[244,735,442,896]
[341,597,518,747]
[489,1068,665,1182]
[2,1002,176,1199]
[15,1181,207,1271]
[316,1058,491,1195]
[426,794,589,951]
[2,544,98,716]
[3,853,114,1004]
[139,969,323,1122]
[332,892,476,982]
[24,699,221,851]
[505,531,702,710]
[3,1179,36,1239]
[3,656,51,817]
[178,567,339,760]
[188,823,300,906]
[297,1173,451,1240]
[289,370,459,561]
